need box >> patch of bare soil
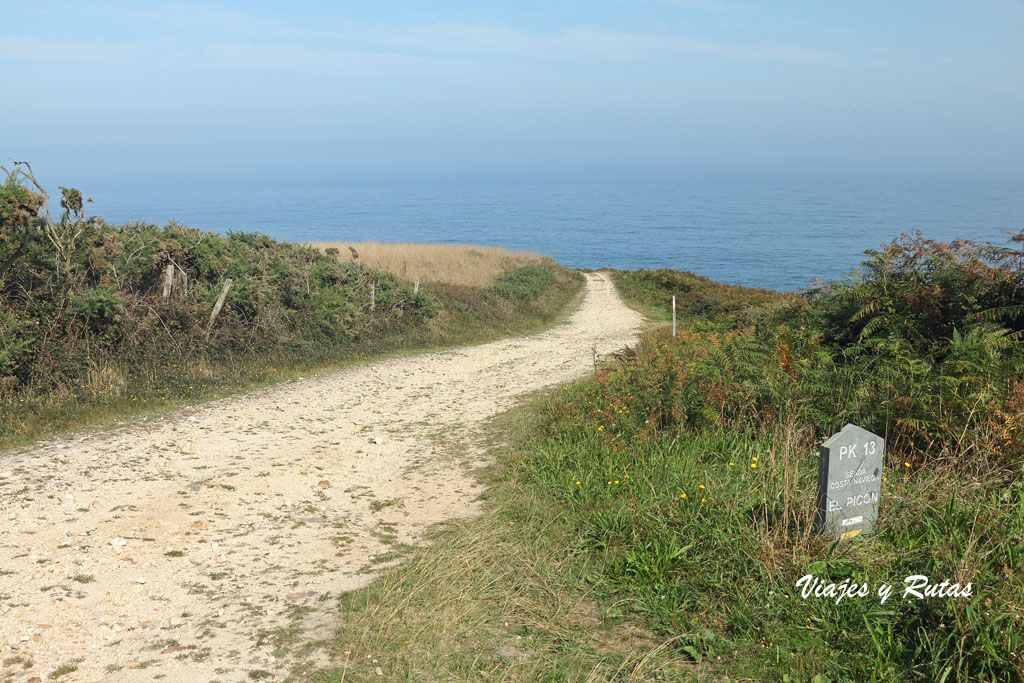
[0,272,642,682]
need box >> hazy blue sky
[3,1,1023,187]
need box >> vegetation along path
[0,271,643,682]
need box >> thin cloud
[0,35,475,78]
[632,0,729,10]
[0,20,828,75]
[559,26,827,63]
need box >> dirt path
[0,272,643,682]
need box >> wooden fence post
[370,282,376,311]
[206,278,233,337]
[162,264,175,298]
[413,280,419,295]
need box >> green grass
[611,268,784,326]
[484,264,554,302]
[47,659,82,680]
[516,400,1024,680]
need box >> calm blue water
[87,181,1023,292]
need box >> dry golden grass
[307,241,551,287]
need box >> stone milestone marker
[815,424,884,539]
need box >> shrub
[486,265,555,302]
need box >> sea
[86,179,1023,292]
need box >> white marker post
[671,296,676,338]
[816,424,885,539]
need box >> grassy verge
[307,396,692,682]
[514,399,1023,681]
[610,267,785,324]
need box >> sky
[2,1,1023,188]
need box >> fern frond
[859,315,888,339]
[971,304,1024,324]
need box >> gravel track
[0,271,643,682]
